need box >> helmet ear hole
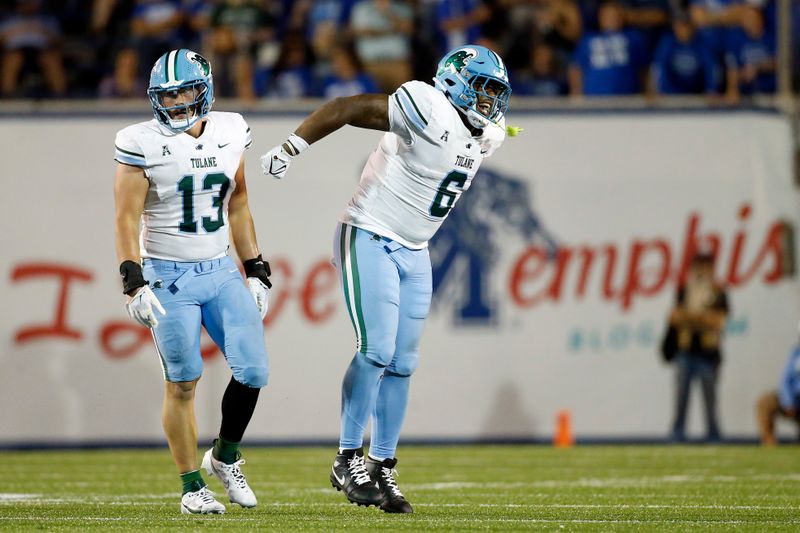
[445,79,456,87]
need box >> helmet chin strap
[463,106,489,129]
[165,106,199,132]
[451,102,489,129]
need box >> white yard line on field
[0,494,42,502]
[0,516,794,526]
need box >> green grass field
[2,445,799,531]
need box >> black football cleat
[330,448,384,507]
[366,457,413,513]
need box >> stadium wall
[2,109,799,446]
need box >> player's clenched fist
[260,145,292,178]
[126,285,166,328]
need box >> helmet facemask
[148,79,211,132]
[460,75,511,128]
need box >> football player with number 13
[114,49,271,515]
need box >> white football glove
[260,145,293,179]
[247,277,270,319]
[125,285,166,329]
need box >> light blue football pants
[142,256,269,388]
[333,223,432,459]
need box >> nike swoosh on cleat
[218,143,231,149]
[332,467,346,486]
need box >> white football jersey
[341,80,505,249]
[114,111,252,261]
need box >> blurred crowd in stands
[0,0,797,102]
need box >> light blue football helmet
[433,45,511,129]
[148,49,214,132]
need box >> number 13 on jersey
[177,172,230,233]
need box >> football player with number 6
[261,45,512,513]
[114,49,271,515]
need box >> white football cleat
[180,486,226,514]
[202,448,257,508]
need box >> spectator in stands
[350,0,414,93]
[793,0,800,91]
[651,12,717,95]
[514,42,568,96]
[436,0,491,53]
[667,249,729,443]
[89,1,137,96]
[0,0,67,98]
[578,0,601,33]
[569,0,648,96]
[619,0,670,60]
[321,45,379,99]
[744,0,776,37]
[89,0,120,35]
[755,330,800,446]
[724,4,775,100]
[127,0,185,68]
[98,47,145,98]
[106,0,184,100]
[303,0,359,34]
[207,0,279,100]
[530,0,582,58]
[689,0,741,63]
[409,0,444,81]
[184,0,213,52]
[479,0,513,52]
[296,0,358,87]
[266,30,314,98]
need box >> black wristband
[243,254,272,289]
[119,260,147,295]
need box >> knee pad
[362,341,396,368]
[167,360,202,383]
[227,325,269,387]
[235,364,269,388]
[387,351,419,377]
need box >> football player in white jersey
[114,49,271,515]
[261,45,511,513]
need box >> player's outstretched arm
[261,94,389,178]
[294,94,389,144]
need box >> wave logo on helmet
[187,51,210,77]
[439,48,478,77]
